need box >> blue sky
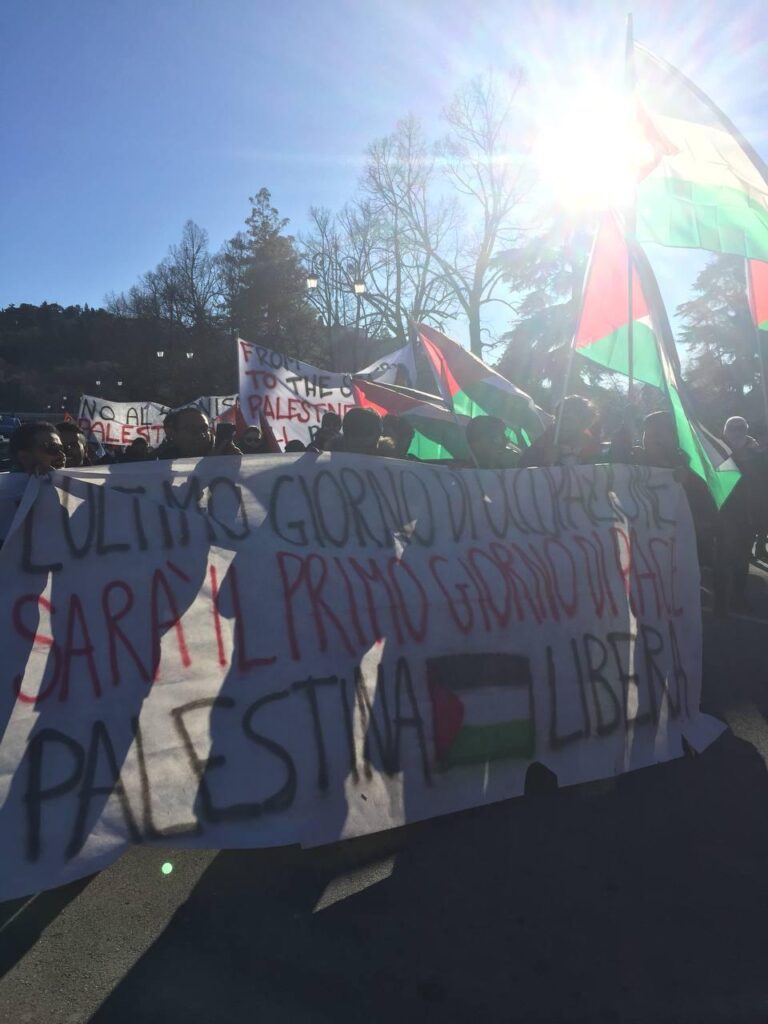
[2,0,767,343]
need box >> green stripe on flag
[666,387,740,509]
[581,326,739,508]
[444,720,535,767]
[637,179,768,260]
[578,322,663,388]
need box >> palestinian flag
[747,259,768,330]
[634,44,768,260]
[417,323,552,445]
[575,214,739,508]
[352,378,470,460]
[427,653,535,769]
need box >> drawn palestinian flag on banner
[352,378,470,460]
[634,44,768,260]
[417,324,552,445]
[747,259,768,330]
[575,214,739,508]
[427,653,535,768]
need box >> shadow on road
[86,721,768,1024]
[0,873,94,978]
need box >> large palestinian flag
[417,324,552,445]
[575,214,739,508]
[351,378,471,460]
[633,44,768,260]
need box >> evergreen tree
[677,254,765,430]
[221,188,322,360]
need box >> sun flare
[533,86,658,213]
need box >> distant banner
[238,339,357,447]
[76,395,238,446]
[0,458,722,900]
[356,342,416,387]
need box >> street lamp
[305,251,367,368]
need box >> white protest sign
[357,342,416,386]
[77,395,238,447]
[238,339,358,448]
[0,458,722,900]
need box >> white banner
[76,394,238,447]
[238,339,357,448]
[357,342,416,387]
[0,459,721,900]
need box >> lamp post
[305,250,366,369]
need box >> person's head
[382,414,415,458]
[165,407,213,458]
[642,410,678,466]
[320,412,342,434]
[55,421,87,467]
[125,437,149,460]
[466,415,508,468]
[556,396,598,448]
[376,436,398,458]
[724,415,750,450]
[238,425,263,454]
[285,439,306,453]
[9,421,66,473]
[342,407,382,455]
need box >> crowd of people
[2,397,767,616]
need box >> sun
[533,85,658,213]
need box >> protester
[238,425,265,454]
[723,416,759,453]
[339,408,382,455]
[519,396,600,468]
[381,414,416,459]
[307,412,342,453]
[285,440,307,453]
[213,421,242,456]
[157,407,234,460]
[376,436,398,457]
[637,412,718,557]
[465,415,521,469]
[120,437,151,463]
[55,421,89,468]
[715,415,766,613]
[8,421,66,474]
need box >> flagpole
[625,13,636,404]
[745,261,768,429]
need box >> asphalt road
[1,565,768,1024]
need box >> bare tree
[107,220,223,329]
[169,221,223,327]
[432,72,531,355]
[361,117,458,342]
[354,76,530,356]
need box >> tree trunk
[468,303,483,357]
